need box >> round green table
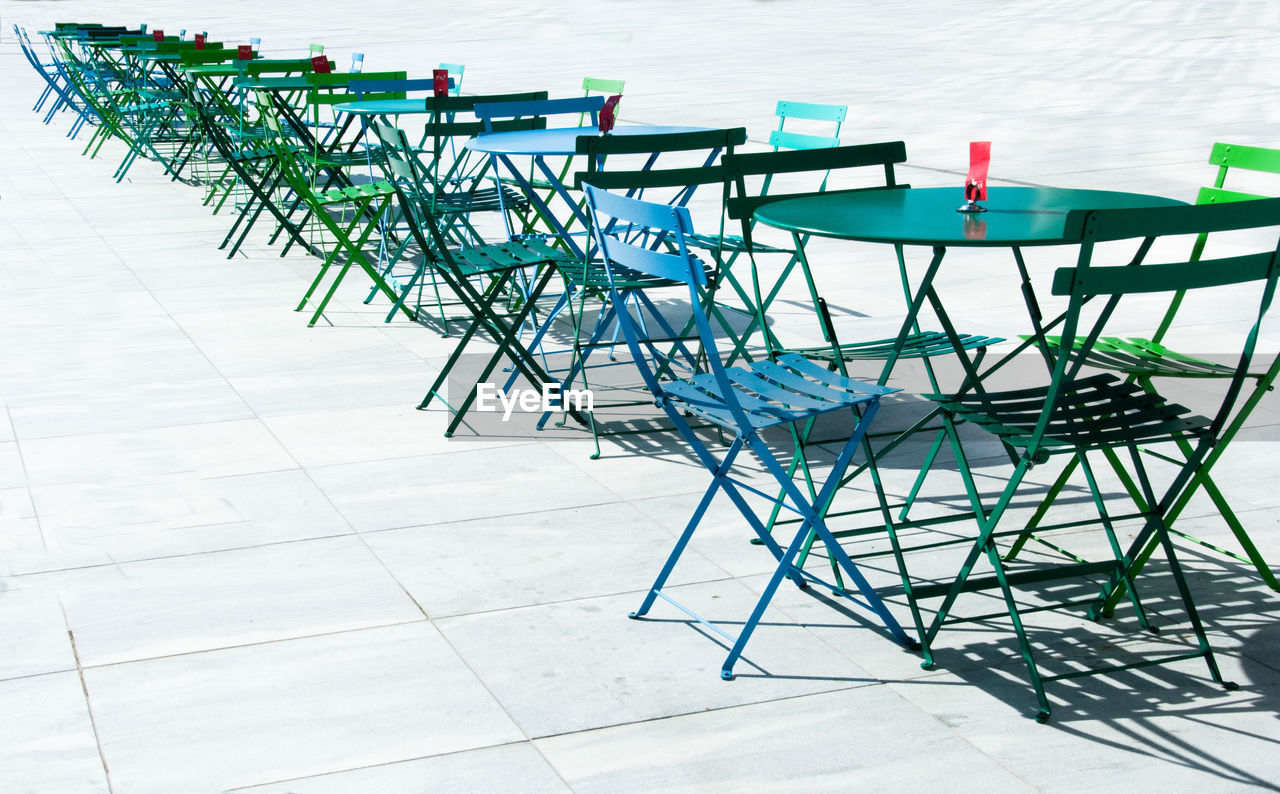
[754,186,1184,247]
[750,183,1188,473]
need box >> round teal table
[751,183,1187,453]
[754,186,1185,247]
[332,98,429,116]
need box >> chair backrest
[720,141,907,250]
[349,52,365,73]
[574,127,747,189]
[178,47,243,66]
[419,91,549,140]
[241,58,314,77]
[474,95,605,132]
[574,128,747,243]
[1145,142,1280,345]
[579,76,624,125]
[585,184,755,430]
[582,76,625,95]
[305,70,409,106]
[1049,197,1280,442]
[437,63,465,95]
[349,77,457,100]
[770,100,846,151]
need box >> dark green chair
[253,90,410,326]
[1008,143,1280,602]
[911,196,1280,722]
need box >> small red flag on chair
[311,55,331,74]
[599,94,621,134]
[966,141,991,201]
[433,69,449,97]
[237,44,253,60]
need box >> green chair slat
[1209,141,1280,174]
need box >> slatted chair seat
[451,237,577,275]
[682,230,790,254]
[307,148,388,168]
[930,373,1211,451]
[317,180,396,205]
[667,353,891,430]
[413,183,530,214]
[1075,337,1238,377]
[795,331,1003,362]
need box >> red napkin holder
[599,94,621,134]
[959,141,991,212]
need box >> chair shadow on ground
[706,548,1280,786]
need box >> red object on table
[599,94,621,134]
[194,33,206,50]
[237,44,253,60]
[966,141,991,201]
[152,30,164,42]
[311,55,331,74]
[433,69,449,97]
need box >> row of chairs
[21,21,1280,723]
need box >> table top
[331,99,428,116]
[181,63,245,76]
[232,76,315,91]
[467,125,709,156]
[753,186,1186,247]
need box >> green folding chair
[365,110,549,325]
[253,90,411,326]
[1008,142,1280,601]
[910,197,1280,722]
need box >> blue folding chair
[584,184,915,678]
[16,26,99,138]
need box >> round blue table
[466,125,711,156]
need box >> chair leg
[418,273,517,411]
[984,538,1054,723]
[630,437,745,620]
[1122,445,1237,692]
[1076,451,1154,632]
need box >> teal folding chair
[437,63,465,95]
[584,184,913,679]
[681,100,847,321]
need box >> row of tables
[35,24,1254,725]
